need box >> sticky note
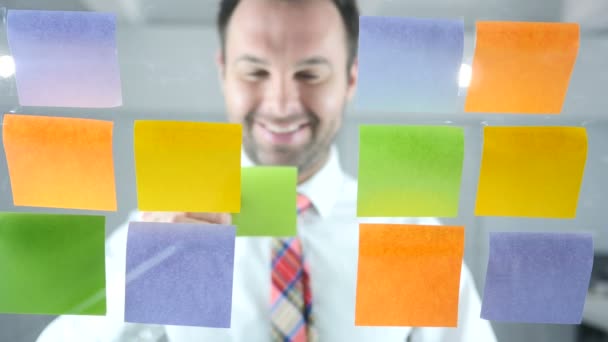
[475,126,587,218]
[355,224,464,326]
[134,121,241,212]
[125,222,236,327]
[7,10,122,107]
[357,125,464,217]
[356,16,464,113]
[465,21,579,114]
[482,232,593,324]
[3,114,117,211]
[232,167,297,236]
[0,212,106,315]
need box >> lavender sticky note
[356,16,464,113]
[7,10,122,107]
[125,222,236,328]
[481,232,593,324]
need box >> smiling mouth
[257,121,310,134]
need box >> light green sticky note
[357,125,464,217]
[0,212,106,315]
[232,167,297,236]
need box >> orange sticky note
[134,121,241,212]
[465,21,579,114]
[355,223,464,327]
[3,114,116,211]
[475,126,587,218]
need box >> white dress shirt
[37,146,496,342]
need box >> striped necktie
[270,194,316,342]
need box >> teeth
[264,124,302,134]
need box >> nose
[259,74,304,119]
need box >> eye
[240,68,269,82]
[295,71,319,82]
[248,69,269,79]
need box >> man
[38,0,497,341]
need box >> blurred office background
[0,0,607,341]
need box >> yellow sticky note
[134,121,241,212]
[475,127,587,218]
[3,114,116,211]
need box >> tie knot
[297,193,312,214]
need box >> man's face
[219,0,357,173]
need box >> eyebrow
[234,55,269,65]
[296,57,331,67]
[234,55,331,68]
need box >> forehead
[225,0,347,62]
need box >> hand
[140,212,232,225]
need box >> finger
[141,212,175,223]
[141,212,193,223]
[172,215,212,224]
[184,212,232,225]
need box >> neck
[297,149,330,185]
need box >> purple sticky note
[481,232,594,324]
[125,222,236,328]
[356,16,464,113]
[7,10,122,107]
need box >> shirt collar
[241,146,344,218]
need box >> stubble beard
[243,111,340,176]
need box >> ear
[216,49,226,92]
[345,57,358,102]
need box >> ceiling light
[459,63,472,88]
[0,55,16,78]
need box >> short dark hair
[217,0,359,68]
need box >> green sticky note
[232,167,297,236]
[357,125,464,217]
[0,212,106,315]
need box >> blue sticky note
[125,222,236,328]
[355,16,464,113]
[7,10,122,107]
[481,232,593,324]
